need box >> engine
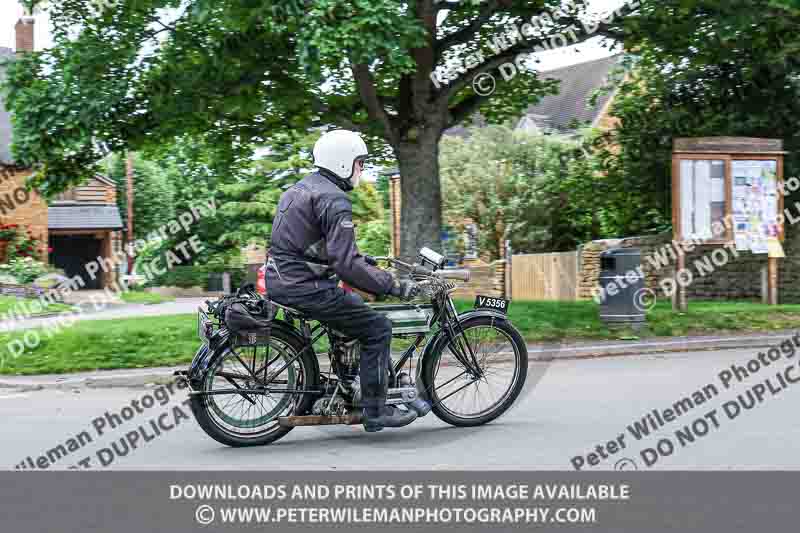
[311,396,349,416]
[330,334,360,381]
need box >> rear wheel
[421,315,527,427]
[190,329,318,446]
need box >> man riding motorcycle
[264,129,429,432]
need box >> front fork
[441,297,485,379]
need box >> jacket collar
[316,167,353,192]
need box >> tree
[440,124,598,257]
[3,0,631,261]
[593,0,800,236]
[109,153,176,241]
[216,129,390,254]
[216,131,316,249]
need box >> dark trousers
[268,285,392,412]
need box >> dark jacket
[265,169,394,295]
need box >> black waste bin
[598,248,646,330]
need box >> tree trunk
[395,134,443,263]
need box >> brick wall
[0,167,48,261]
[15,18,34,53]
[578,232,767,301]
[777,221,800,303]
[450,259,506,299]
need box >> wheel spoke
[429,323,522,419]
[204,338,308,439]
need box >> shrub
[6,230,44,261]
[0,273,20,285]
[0,224,19,241]
[0,258,50,284]
[356,219,391,257]
[147,265,249,290]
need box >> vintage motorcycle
[180,247,528,447]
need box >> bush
[356,219,391,257]
[0,258,50,284]
[0,273,20,285]
[147,265,249,291]
[7,231,45,261]
[147,266,207,288]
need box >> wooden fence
[510,251,579,301]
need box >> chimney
[15,16,35,53]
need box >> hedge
[147,265,249,291]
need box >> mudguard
[414,308,518,393]
[187,319,318,390]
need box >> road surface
[3,346,799,471]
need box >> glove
[389,278,419,301]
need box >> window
[679,159,727,240]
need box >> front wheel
[420,315,527,427]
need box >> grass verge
[0,314,197,375]
[119,291,175,305]
[3,299,800,375]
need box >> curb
[528,331,799,360]
[0,331,795,391]
[0,306,81,327]
[0,367,183,392]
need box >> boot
[407,398,431,417]
[362,405,418,433]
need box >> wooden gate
[510,252,578,301]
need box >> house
[0,16,124,290]
[514,54,623,136]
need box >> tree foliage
[216,129,391,259]
[3,0,628,259]
[216,131,316,249]
[597,0,800,235]
[440,124,599,257]
[109,154,176,241]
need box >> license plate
[474,295,509,314]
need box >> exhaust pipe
[278,414,362,427]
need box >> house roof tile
[48,205,124,230]
[520,54,623,132]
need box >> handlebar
[370,256,470,282]
[435,269,470,282]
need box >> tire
[420,315,527,427]
[190,328,318,447]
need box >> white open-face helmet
[313,130,369,184]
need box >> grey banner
[1,472,796,532]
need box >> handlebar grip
[435,269,471,282]
[364,255,378,266]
